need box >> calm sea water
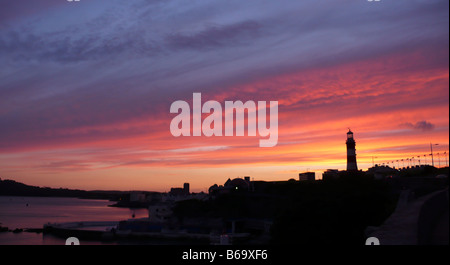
[0,196,148,245]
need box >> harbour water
[0,196,148,245]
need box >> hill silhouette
[0,178,125,200]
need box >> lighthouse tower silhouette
[346,129,358,171]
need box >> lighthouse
[346,129,358,171]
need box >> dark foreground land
[1,166,448,245]
[173,167,448,245]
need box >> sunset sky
[0,0,448,192]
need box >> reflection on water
[0,196,148,245]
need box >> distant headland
[0,178,128,201]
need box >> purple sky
[0,0,448,191]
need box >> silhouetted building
[299,172,315,181]
[346,129,358,171]
[322,169,340,181]
[209,177,252,195]
[148,203,173,223]
[367,165,398,180]
[169,182,190,196]
[225,178,250,191]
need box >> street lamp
[372,156,377,167]
[430,143,439,167]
